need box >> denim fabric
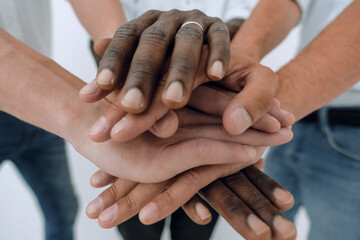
[265,108,360,240]
[0,112,78,240]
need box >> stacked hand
[78,9,297,240]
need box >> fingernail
[244,145,257,158]
[112,117,128,135]
[89,117,107,136]
[247,214,270,236]
[139,203,157,222]
[209,60,224,79]
[273,215,296,239]
[230,107,252,135]
[152,117,170,133]
[87,197,103,215]
[99,204,117,223]
[91,171,104,186]
[195,202,212,221]
[80,81,99,95]
[121,88,144,109]
[96,69,114,86]
[273,188,293,205]
[163,81,184,103]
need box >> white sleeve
[223,0,258,22]
[294,0,311,22]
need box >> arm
[1,29,282,182]
[69,0,127,42]
[276,0,360,120]
[231,0,301,61]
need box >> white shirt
[120,0,257,24]
[0,0,52,57]
[296,0,360,107]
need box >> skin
[79,1,360,239]
[0,29,292,183]
[232,0,360,119]
[69,4,297,238]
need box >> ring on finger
[180,21,204,32]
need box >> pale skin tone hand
[87,164,297,240]
[85,85,296,240]
[78,12,291,144]
[0,29,291,183]
[231,0,360,120]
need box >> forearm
[0,28,104,141]
[231,0,300,61]
[276,0,360,120]
[69,0,127,42]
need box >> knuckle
[182,169,203,186]
[129,58,156,79]
[176,27,203,41]
[210,17,222,23]
[115,23,140,39]
[103,48,125,64]
[171,54,196,73]
[144,9,161,17]
[124,193,139,210]
[106,184,121,201]
[220,194,245,213]
[189,9,205,17]
[161,189,177,205]
[141,25,169,45]
[168,9,180,15]
[194,138,213,158]
[246,193,270,211]
[209,24,229,37]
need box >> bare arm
[0,28,96,141]
[69,0,127,42]
[231,0,301,61]
[276,0,360,120]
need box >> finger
[117,12,181,113]
[268,99,295,127]
[253,159,265,169]
[189,84,236,116]
[222,64,278,135]
[90,170,117,188]
[139,164,241,224]
[189,86,290,133]
[86,178,137,219]
[175,108,221,127]
[94,38,112,57]
[79,80,112,103]
[171,125,293,147]
[200,180,272,240]
[252,113,281,133]
[161,11,207,109]
[110,95,169,142]
[89,103,127,142]
[97,181,169,228]
[242,166,294,211]
[224,170,297,240]
[149,110,179,138]
[182,195,213,225]
[155,139,259,182]
[206,19,230,80]
[96,11,160,90]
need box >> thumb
[222,65,278,135]
[94,38,112,57]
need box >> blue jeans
[0,112,78,240]
[265,108,360,240]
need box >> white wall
[0,1,309,239]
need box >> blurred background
[0,0,309,239]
